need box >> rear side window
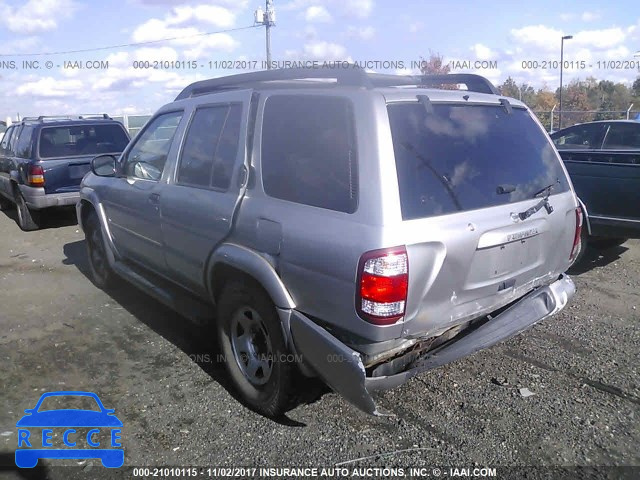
[261,95,358,214]
[15,126,34,159]
[39,124,129,159]
[388,103,570,220]
[177,104,242,190]
[9,127,20,153]
[551,123,606,150]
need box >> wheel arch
[76,193,120,263]
[577,196,592,236]
[206,243,295,310]
[77,198,95,231]
[10,179,20,197]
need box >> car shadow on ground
[568,244,629,275]
[0,206,77,230]
[62,239,318,426]
[0,452,49,478]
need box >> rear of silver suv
[77,67,580,416]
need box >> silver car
[77,67,581,416]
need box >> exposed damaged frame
[287,275,575,415]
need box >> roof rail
[367,72,500,95]
[175,66,373,100]
[20,114,112,122]
[78,114,112,120]
[175,65,500,100]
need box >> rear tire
[14,189,41,231]
[85,211,116,289]
[217,280,296,417]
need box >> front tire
[85,212,116,289]
[0,194,13,211]
[217,280,296,417]
[15,190,41,231]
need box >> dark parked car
[0,115,130,230]
[551,120,640,261]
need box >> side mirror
[91,154,117,177]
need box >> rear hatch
[385,99,578,337]
[38,123,129,194]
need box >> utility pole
[558,34,573,130]
[255,1,276,69]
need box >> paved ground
[0,207,638,479]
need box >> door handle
[148,193,160,205]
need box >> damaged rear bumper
[289,274,575,415]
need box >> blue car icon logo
[15,391,123,468]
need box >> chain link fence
[533,110,640,133]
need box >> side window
[212,104,242,189]
[552,123,605,150]
[124,111,183,181]
[1,126,14,153]
[8,126,21,155]
[602,123,640,150]
[15,126,34,159]
[177,104,242,190]
[261,95,358,213]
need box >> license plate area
[467,236,543,285]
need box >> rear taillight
[27,165,45,187]
[356,246,408,325]
[569,208,583,260]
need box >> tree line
[420,53,640,131]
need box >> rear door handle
[148,193,160,205]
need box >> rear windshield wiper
[518,182,557,220]
[400,141,463,211]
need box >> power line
[0,25,261,57]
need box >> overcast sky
[0,0,639,119]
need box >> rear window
[388,103,570,220]
[39,124,129,159]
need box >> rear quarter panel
[228,89,405,343]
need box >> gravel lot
[0,207,638,479]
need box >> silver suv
[77,67,580,416]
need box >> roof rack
[175,66,372,100]
[174,65,499,100]
[367,72,500,95]
[21,114,112,122]
[78,114,112,120]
